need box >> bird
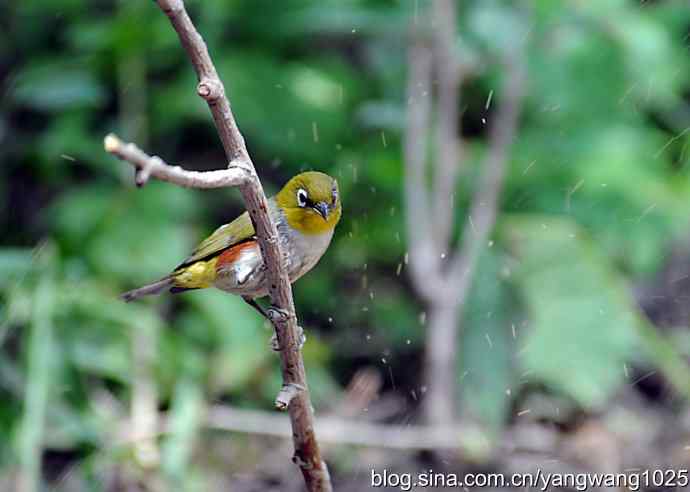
[121,171,342,337]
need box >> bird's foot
[269,325,306,352]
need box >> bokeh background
[3,0,690,490]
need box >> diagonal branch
[105,1,332,490]
[447,52,526,304]
[156,0,249,165]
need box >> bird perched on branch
[121,171,341,331]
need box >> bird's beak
[313,202,329,221]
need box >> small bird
[121,171,341,326]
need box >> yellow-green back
[177,211,255,268]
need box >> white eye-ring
[296,188,308,207]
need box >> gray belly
[212,227,334,299]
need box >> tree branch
[404,32,442,301]
[204,406,481,451]
[156,0,249,165]
[447,53,526,303]
[431,0,463,253]
[115,405,489,452]
[104,134,250,188]
[404,1,527,428]
[106,1,332,489]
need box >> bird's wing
[176,210,256,268]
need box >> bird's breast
[282,227,334,282]
[212,216,334,297]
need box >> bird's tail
[121,276,174,302]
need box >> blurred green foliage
[2,0,690,489]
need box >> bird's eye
[296,188,308,207]
[332,187,338,204]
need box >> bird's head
[276,171,342,235]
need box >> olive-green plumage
[179,210,254,267]
[121,171,341,302]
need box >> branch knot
[197,78,223,103]
[275,383,305,410]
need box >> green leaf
[161,377,204,484]
[501,216,640,408]
[11,60,106,112]
[460,249,515,430]
[0,249,34,288]
[184,290,270,393]
[15,272,56,492]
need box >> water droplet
[485,90,494,109]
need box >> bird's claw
[267,306,290,322]
[270,325,306,352]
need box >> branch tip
[104,134,121,153]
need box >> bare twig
[105,134,250,188]
[336,367,382,418]
[404,33,440,301]
[204,406,483,451]
[115,405,490,452]
[106,1,331,489]
[130,323,160,468]
[447,54,526,305]
[156,0,249,165]
[432,0,462,252]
